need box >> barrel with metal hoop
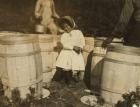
[90,37,123,94]
[38,34,60,85]
[0,34,43,99]
[101,44,140,106]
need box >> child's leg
[78,70,85,81]
[73,70,78,76]
[52,67,64,81]
[72,70,79,82]
[64,71,73,85]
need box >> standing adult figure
[102,0,140,47]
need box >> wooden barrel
[101,44,140,106]
[0,34,43,99]
[90,37,107,94]
[38,34,60,85]
[83,37,94,88]
[91,37,123,94]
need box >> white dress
[55,30,85,71]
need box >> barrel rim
[0,50,41,57]
[104,57,140,66]
[38,34,60,43]
[108,45,140,55]
[0,34,39,45]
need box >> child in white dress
[52,16,85,86]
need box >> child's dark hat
[60,16,75,29]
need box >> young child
[52,16,85,86]
[35,0,60,34]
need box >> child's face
[63,24,72,33]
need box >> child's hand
[73,46,81,54]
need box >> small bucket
[35,24,46,33]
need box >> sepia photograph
[0,0,139,107]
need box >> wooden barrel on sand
[101,44,140,106]
[0,34,43,99]
[90,37,123,95]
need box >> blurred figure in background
[35,0,60,34]
[102,0,140,47]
